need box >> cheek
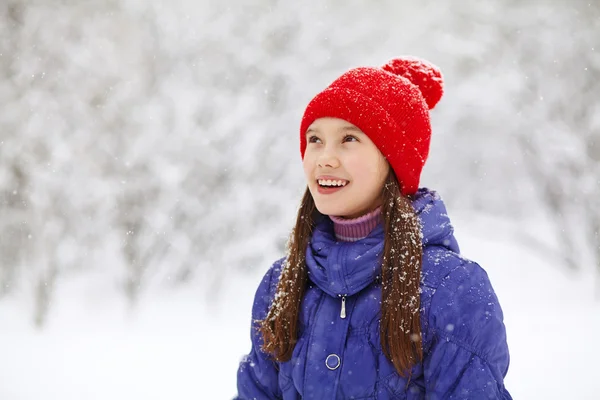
[302,155,315,179]
[346,153,388,192]
[346,155,380,182]
[377,160,390,183]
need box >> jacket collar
[305,188,459,297]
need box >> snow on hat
[300,56,444,196]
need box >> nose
[317,150,340,169]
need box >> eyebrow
[340,126,362,133]
[305,125,363,135]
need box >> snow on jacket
[236,189,511,399]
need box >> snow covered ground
[1,213,599,399]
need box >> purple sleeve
[424,261,512,400]
[235,262,283,400]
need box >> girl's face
[303,117,390,219]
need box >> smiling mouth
[317,179,349,188]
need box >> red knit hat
[300,56,444,196]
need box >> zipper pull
[340,295,347,319]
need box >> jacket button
[325,354,341,370]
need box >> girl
[235,57,511,399]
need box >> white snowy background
[0,0,599,399]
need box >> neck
[329,207,383,242]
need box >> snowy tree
[0,0,598,325]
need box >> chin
[315,204,352,218]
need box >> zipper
[339,294,347,319]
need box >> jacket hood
[305,188,459,297]
[412,188,459,252]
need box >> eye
[343,135,359,143]
[308,135,322,144]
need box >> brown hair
[259,170,423,377]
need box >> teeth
[318,179,347,187]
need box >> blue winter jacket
[236,189,511,399]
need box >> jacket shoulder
[421,245,467,290]
[251,257,285,320]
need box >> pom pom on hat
[300,56,444,195]
[382,57,444,110]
